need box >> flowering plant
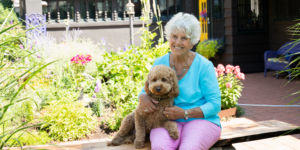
[70,54,92,73]
[215,64,245,109]
[199,9,207,21]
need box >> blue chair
[264,41,300,80]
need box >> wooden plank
[7,120,300,150]
[214,120,300,146]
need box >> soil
[84,117,117,140]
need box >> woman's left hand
[163,106,185,120]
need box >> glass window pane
[68,0,75,21]
[176,0,183,13]
[48,0,57,20]
[117,0,128,19]
[58,0,67,19]
[88,0,96,19]
[80,0,87,20]
[159,0,167,16]
[133,0,141,17]
[168,0,175,16]
[238,0,264,31]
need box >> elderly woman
[138,12,221,150]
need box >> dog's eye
[152,79,157,82]
[162,78,167,82]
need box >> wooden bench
[8,118,300,150]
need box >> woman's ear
[144,73,151,94]
[168,71,179,97]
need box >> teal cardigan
[139,53,221,128]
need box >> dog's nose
[156,87,161,92]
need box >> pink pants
[150,120,221,150]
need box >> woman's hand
[163,106,185,120]
[139,93,159,113]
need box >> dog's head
[144,65,179,98]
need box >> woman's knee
[179,120,221,150]
[150,122,183,150]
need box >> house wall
[215,0,269,73]
[20,0,199,52]
[267,0,296,51]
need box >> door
[199,0,208,42]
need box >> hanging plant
[199,9,207,21]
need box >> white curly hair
[164,12,201,45]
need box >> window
[155,0,183,20]
[42,0,184,23]
[237,0,266,32]
[274,0,300,21]
[43,0,75,22]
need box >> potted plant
[214,64,245,119]
[196,39,222,59]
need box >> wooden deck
[7,118,300,150]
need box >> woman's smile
[169,30,194,57]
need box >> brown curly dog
[108,64,180,149]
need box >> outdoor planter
[218,107,237,119]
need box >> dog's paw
[169,131,179,140]
[134,140,145,149]
[111,136,124,146]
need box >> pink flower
[239,73,245,80]
[226,82,232,88]
[217,64,225,76]
[70,54,92,65]
[234,66,240,75]
[225,65,235,74]
[94,79,102,93]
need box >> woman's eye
[162,78,167,82]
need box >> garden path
[232,71,300,150]
[7,71,300,150]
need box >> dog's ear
[144,73,151,94]
[168,70,179,97]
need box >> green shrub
[40,101,99,141]
[196,39,221,59]
[6,130,52,146]
[91,97,104,117]
[0,5,19,24]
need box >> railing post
[150,9,153,20]
[48,12,51,23]
[76,11,80,22]
[114,10,117,21]
[96,9,99,22]
[57,12,60,23]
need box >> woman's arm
[163,61,220,120]
[198,62,221,118]
[163,106,204,120]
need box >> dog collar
[155,97,168,101]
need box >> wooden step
[6,119,300,150]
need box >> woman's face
[169,29,194,57]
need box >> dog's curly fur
[107,65,180,149]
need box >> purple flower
[9,21,13,24]
[123,44,129,52]
[94,79,102,93]
[93,94,96,98]
[19,44,24,49]
[37,55,41,58]
[101,38,106,46]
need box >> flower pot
[218,107,237,119]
